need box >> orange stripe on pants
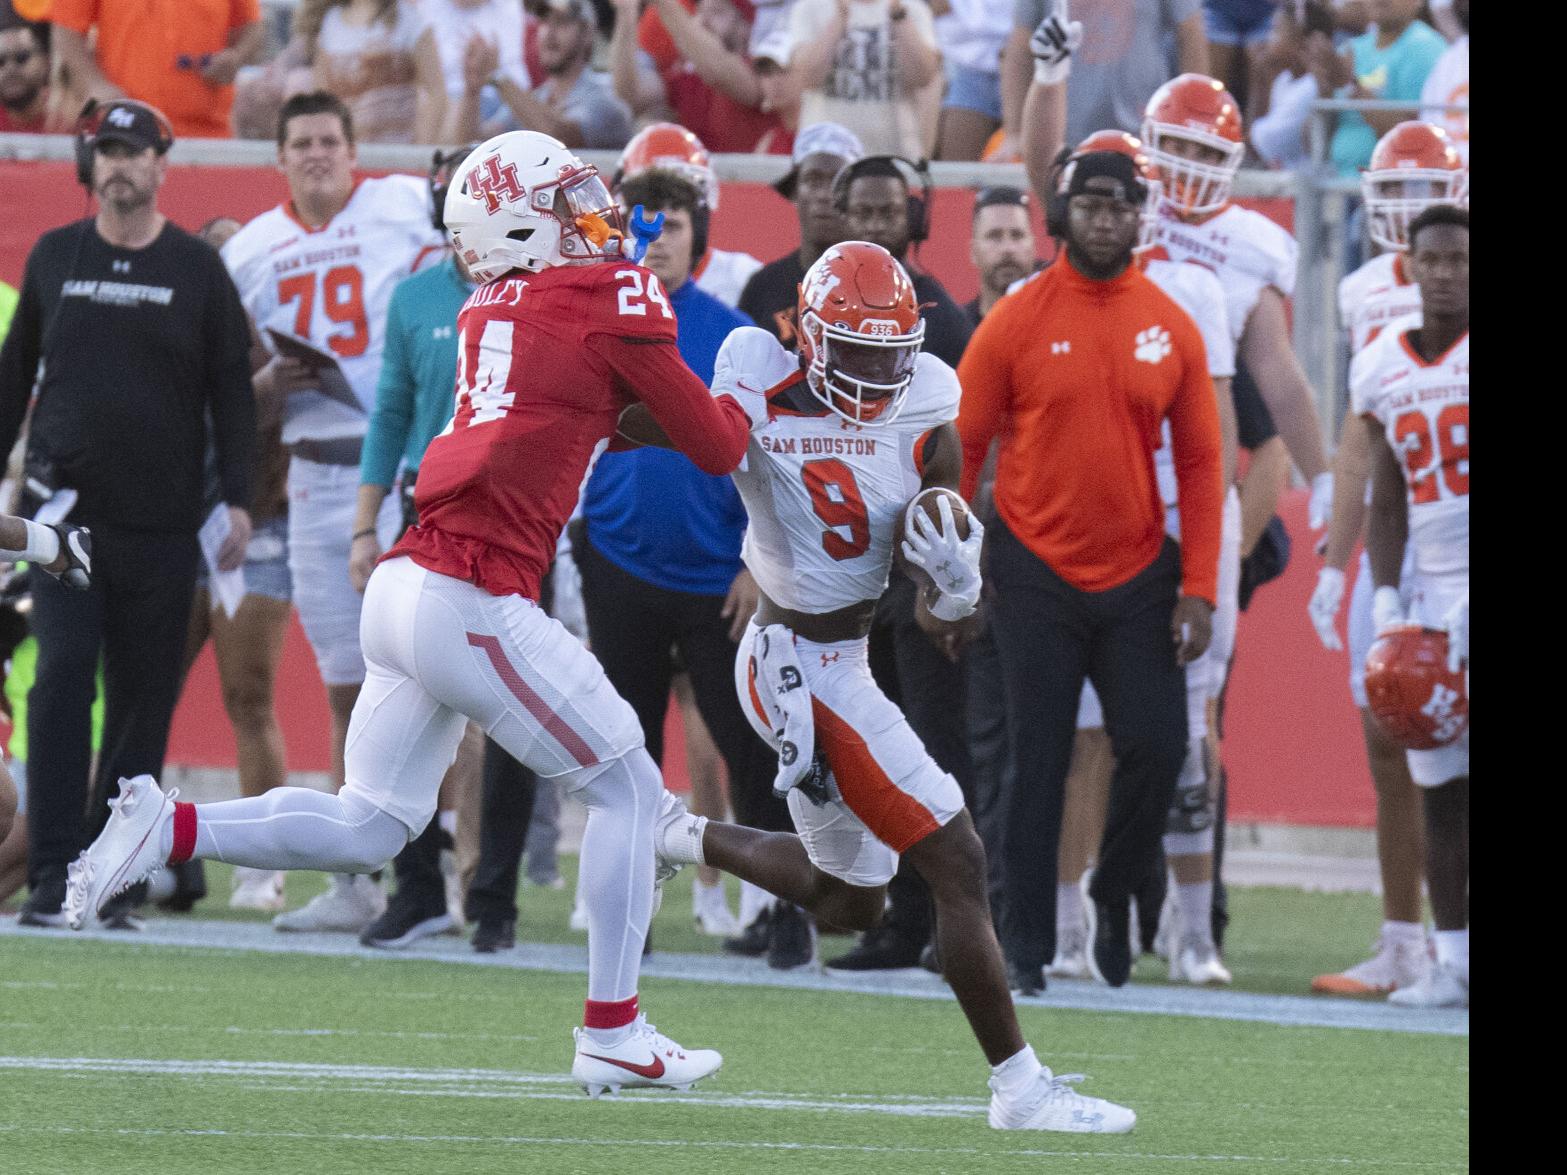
[812,699,939,854]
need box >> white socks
[1175,882,1214,945]
[0,519,61,565]
[1056,881,1084,936]
[1434,929,1469,982]
[990,1044,1042,1097]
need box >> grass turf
[2,869,1465,1175]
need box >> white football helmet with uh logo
[797,241,925,428]
[443,131,627,282]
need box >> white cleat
[273,873,385,933]
[692,877,742,938]
[571,1015,722,1098]
[1312,933,1429,995]
[1388,960,1468,1009]
[63,775,177,930]
[989,1065,1137,1134]
[653,789,705,885]
[230,867,287,912]
[1046,924,1092,980]
[1170,935,1233,986]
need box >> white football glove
[1371,585,1405,635]
[1441,590,1468,674]
[901,493,985,622]
[1308,471,1334,531]
[1307,566,1345,651]
[752,624,819,799]
[1030,2,1083,86]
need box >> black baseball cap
[973,185,1030,217]
[91,100,173,154]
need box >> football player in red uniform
[63,131,752,1093]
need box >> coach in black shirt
[0,101,255,926]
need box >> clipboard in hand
[264,328,365,414]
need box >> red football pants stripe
[466,632,600,768]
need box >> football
[896,488,972,593]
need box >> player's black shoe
[472,916,516,954]
[824,926,924,972]
[1086,895,1133,987]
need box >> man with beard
[0,98,255,928]
[0,17,49,133]
[965,185,1037,327]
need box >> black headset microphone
[830,154,934,246]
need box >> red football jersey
[390,261,750,599]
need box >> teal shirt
[1330,20,1447,178]
[360,255,473,487]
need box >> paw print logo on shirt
[1135,326,1172,364]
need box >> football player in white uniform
[1309,121,1467,996]
[222,91,445,932]
[1036,131,1241,988]
[1141,74,1333,524]
[614,122,762,308]
[1355,204,1469,1009]
[626,242,1136,1134]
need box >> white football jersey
[1350,316,1469,578]
[714,326,961,613]
[1338,250,1423,357]
[223,174,446,444]
[694,247,765,309]
[1148,202,1296,345]
[1146,255,1235,516]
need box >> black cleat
[1086,895,1133,987]
[722,905,772,957]
[472,917,516,954]
[767,902,815,970]
[1007,961,1046,997]
[156,860,207,913]
[18,873,67,928]
[824,926,925,972]
[359,887,453,949]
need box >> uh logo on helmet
[1364,625,1469,750]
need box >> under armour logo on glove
[1134,326,1172,364]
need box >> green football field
[0,866,1467,1174]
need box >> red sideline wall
[0,161,1370,826]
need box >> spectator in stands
[459,0,632,147]
[1419,0,1466,163]
[0,15,48,133]
[307,0,446,145]
[48,0,267,137]
[420,0,531,142]
[1009,0,1209,160]
[957,149,1223,991]
[611,0,789,153]
[738,120,862,347]
[167,214,296,915]
[1203,0,1279,117]
[934,1,1011,162]
[781,0,941,158]
[1249,0,1337,169]
[0,100,256,928]
[574,167,806,966]
[965,185,1037,327]
[835,155,971,367]
[1312,0,1445,177]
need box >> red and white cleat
[571,1015,722,1098]
[63,775,176,930]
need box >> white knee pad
[1164,738,1216,856]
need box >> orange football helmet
[615,122,719,210]
[1362,121,1468,252]
[797,241,925,427]
[1364,626,1469,750]
[1068,130,1160,248]
[1141,74,1245,215]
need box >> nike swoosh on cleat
[580,1053,666,1079]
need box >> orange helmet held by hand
[1362,121,1468,252]
[1141,74,1245,216]
[615,122,719,210]
[797,241,925,427]
[1364,625,1469,750]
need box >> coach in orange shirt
[957,150,1224,991]
[49,0,264,138]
